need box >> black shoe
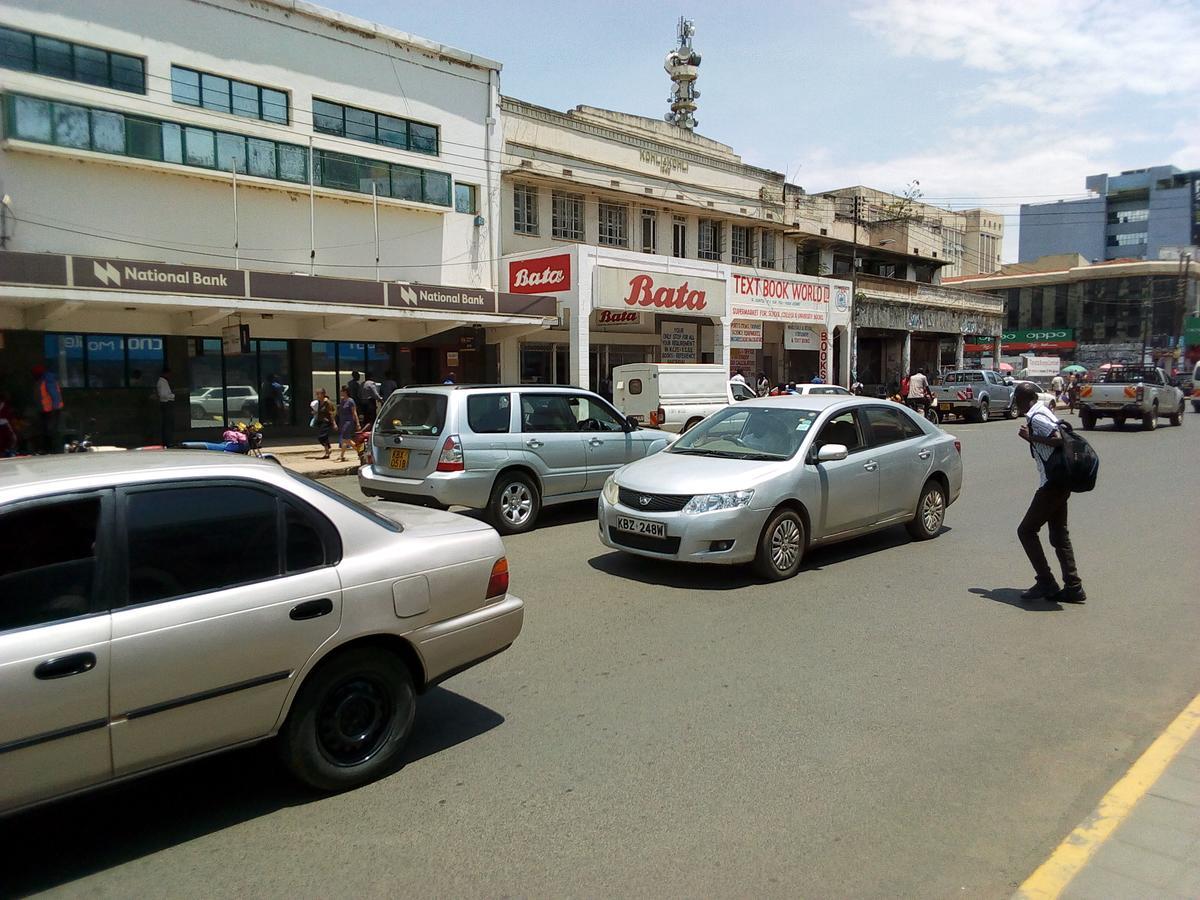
[1054,585,1087,604]
[1021,581,1061,601]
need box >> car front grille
[608,527,681,555]
[617,487,692,512]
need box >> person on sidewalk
[359,373,382,425]
[32,364,64,454]
[905,367,931,418]
[313,387,336,459]
[1014,382,1086,603]
[380,370,398,401]
[156,367,176,447]
[336,385,359,463]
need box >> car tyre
[1080,410,1096,431]
[1143,403,1157,431]
[907,480,947,541]
[489,471,541,534]
[682,417,703,433]
[278,647,415,792]
[754,508,805,581]
[1004,401,1017,420]
[1169,402,1184,426]
[190,403,207,420]
[976,400,990,423]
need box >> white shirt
[907,372,929,399]
[1025,400,1060,487]
[730,373,747,385]
[156,376,173,403]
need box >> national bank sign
[73,256,245,296]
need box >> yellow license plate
[388,448,410,470]
[940,402,951,411]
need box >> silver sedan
[598,396,962,580]
[0,452,523,815]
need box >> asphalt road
[4,411,1199,898]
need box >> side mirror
[815,443,848,462]
[626,415,640,431]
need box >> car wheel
[754,508,805,581]
[278,647,415,792]
[1004,401,1017,420]
[1081,411,1096,431]
[977,400,990,423]
[1143,403,1158,431]
[489,471,540,534]
[1169,402,1183,426]
[682,417,703,433]
[906,480,947,541]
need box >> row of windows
[0,25,145,94]
[5,93,454,205]
[170,65,288,126]
[1108,232,1148,247]
[1107,207,1149,225]
[44,333,165,389]
[312,98,437,157]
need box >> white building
[0,0,556,442]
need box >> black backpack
[1046,421,1099,493]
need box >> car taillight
[435,434,464,472]
[649,407,666,426]
[486,557,509,600]
[964,387,973,399]
[954,440,961,455]
[1136,385,1144,401]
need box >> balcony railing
[857,274,1003,314]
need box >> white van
[613,363,757,433]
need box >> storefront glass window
[85,335,125,388]
[44,334,85,388]
[311,341,338,400]
[257,340,291,425]
[44,332,164,390]
[187,338,224,428]
[187,338,293,428]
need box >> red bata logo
[623,274,707,311]
[509,254,570,294]
[597,309,640,325]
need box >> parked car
[1077,366,1184,430]
[359,385,674,534]
[613,363,758,433]
[1016,380,1058,408]
[931,369,1016,422]
[0,452,523,815]
[598,396,962,580]
[773,384,852,397]
[189,385,259,420]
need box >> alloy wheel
[921,488,945,534]
[771,518,801,572]
[501,482,534,525]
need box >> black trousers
[1017,484,1081,588]
[160,402,174,447]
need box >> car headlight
[682,490,754,514]
[602,476,620,506]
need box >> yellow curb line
[1015,690,1200,899]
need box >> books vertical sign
[660,322,698,363]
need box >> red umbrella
[998,362,1014,373]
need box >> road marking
[1014,690,1200,899]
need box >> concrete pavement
[2,412,1197,898]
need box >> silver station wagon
[0,452,523,815]
[599,396,963,580]
[360,385,673,533]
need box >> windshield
[669,406,819,460]
[375,392,447,436]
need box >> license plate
[388,448,410,470]
[615,515,666,538]
[940,402,951,411]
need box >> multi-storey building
[0,0,557,444]
[1019,166,1200,263]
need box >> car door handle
[526,438,544,449]
[863,461,879,472]
[918,449,932,459]
[290,598,334,621]
[34,652,97,680]
[588,437,604,446]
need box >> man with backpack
[1014,382,1086,603]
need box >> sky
[340,0,1200,261]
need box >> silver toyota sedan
[598,396,962,580]
[0,452,523,816]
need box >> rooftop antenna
[664,17,700,130]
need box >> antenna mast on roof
[664,17,700,130]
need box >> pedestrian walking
[336,385,359,463]
[905,367,931,418]
[730,368,747,386]
[851,377,864,396]
[155,367,176,446]
[1067,373,1080,412]
[32,364,64,454]
[0,391,17,457]
[810,374,825,384]
[381,370,398,401]
[313,387,336,458]
[443,371,456,385]
[360,372,382,425]
[1050,373,1065,407]
[347,370,363,407]
[1013,382,1086,603]
[756,372,770,397]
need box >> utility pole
[848,194,863,387]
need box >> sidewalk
[1016,695,1200,899]
[263,442,360,479]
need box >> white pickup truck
[1077,366,1185,431]
[932,369,1016,423]
[613,363,757,433]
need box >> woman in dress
[337,385,359,463]
[313,387,336,459]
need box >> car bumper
[358,464,494,509]
[596,495,771,565]
[408,594,524,687]
[1079,402,1145,416]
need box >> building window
[309,341,393,404]
[552,191,584,241]
[171,65,288,124]
[513,183,538,235]
[311,97,438,156]
[672,216,686,258]
[760,230,776,269]
[731,225,751,265]
[1006,288,1020,329]
[698,219,722,261]
[454,183,478,214]
[597,202,628,247]
[0,26,145,93]
[1054,284,1069,327]
[641,209,657,254]
[1107,208,1149,224]
[188,337,296,428]
[1107,232,1148,247]
[44,333,164,389]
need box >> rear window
[943,372,985,384]
[467,393,511,433]
[628,379,642,395]
[376,392,447,436]
[1101,367,1154,384]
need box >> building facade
[0,0,558,445]
[1019,166,1200,263]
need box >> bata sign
[729,272,850,324]
[508,254,571,294]
[594,267,726,318]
